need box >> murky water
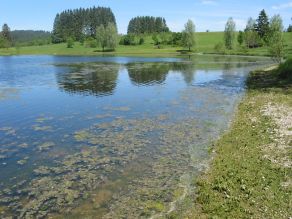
[0,55,272,218]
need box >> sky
[0,0,291,33]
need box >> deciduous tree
[96,23,118,51]
[237,31,244,45]
[244,17,260,48]
[96,25,107,51]
[268,15,284,63]
[224,17,236,50]
[106,23,118,50]
[182,19,196,51]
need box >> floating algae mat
[0,55,273,218]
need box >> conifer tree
[256,9,270,42]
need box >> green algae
[0,57,269,219]
[35,117,53,123]
[17,157,29,165]
[103,106,131,112]
[96,114,112,118]
[0,127,16,135]
[38,142,55,152]
[74,130,93,142]
[32,125,53,131]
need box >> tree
[256,9,269,42]
[182,19,196,51]
[237,31,244,45]
[96,25,107,51]
[96,23,118,51]
[287,18,292,32]
[51,7,117,43]
[106,23,118,50]
[245,17,256,32]
[2,24,11,41]
[244,17,260,48]
[224,17,236,50]
[1,23,12,48]
[268,15,284,63]
[52,14,63,43]
[152,34,161,46]
[268,14,283,39]
[127,16,169,34]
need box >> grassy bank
[192,61,292,218]
[0,32,291,58]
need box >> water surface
[0,55,272,218]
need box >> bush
[170,32,182,46]
[152,34,161,45]
[214,42,225,54]
[84,37,97,48]
[66,37,74,48]
[119,34,136,45]
[278,58,292,79]
[139,37,144,45]
[238,45,248,54]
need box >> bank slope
[193,63,292,218]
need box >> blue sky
[0,0,291,33]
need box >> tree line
[0,25,51,48]
[221,9,285,61]
[1,5,291,59]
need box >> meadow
[0,32,291,58]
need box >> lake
[0,55,272,218]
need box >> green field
[1,32,291,58]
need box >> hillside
[11,30,51,46]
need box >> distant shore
[1,32,291,58]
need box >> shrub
[139,37,144,45]
[214,42,225,54]
[84,37,97,48]
[278,58,292,80]
[66,37,74,48]
[119,34,136,45]
[170,32,182,46]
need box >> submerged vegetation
[0,56,272,218]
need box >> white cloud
[201,0,217,6]
[272,2,292,10]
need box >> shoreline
[190,65,292,218]
[0,52,275,60]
